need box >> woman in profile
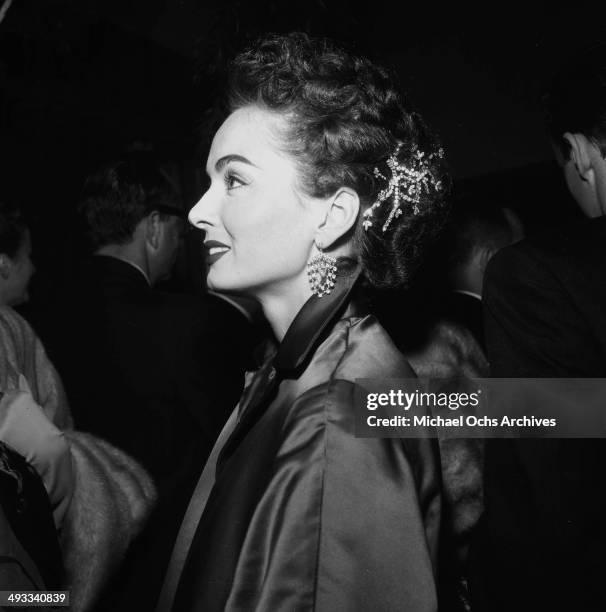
[163,33,450,612]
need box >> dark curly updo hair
[228,32,450,289]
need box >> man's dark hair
[79,154,182,249]
[0,201,28,259]
[445,201,513,273]
[544,42,606,159]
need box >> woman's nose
[188,189,216,230]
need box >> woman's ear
[563,132,595,184]
[316,188,360,249]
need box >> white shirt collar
[123,260,151,286]
[105,256,151,286]
[94,252,152,286]
[453,289,482,302]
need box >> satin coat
[174,277,441,612]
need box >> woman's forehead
[209,106,286,167]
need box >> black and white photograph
[1,2,606,610]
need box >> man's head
[79,155,184,285]
[445,202,521,297]
[544,43,606,217]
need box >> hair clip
[362,142,444,232]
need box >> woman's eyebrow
[215,154,258,172]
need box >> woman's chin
[206,271,232,293]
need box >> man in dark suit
[471,45,606,611]
[442,201,523,352]
[49,154,256,608]
[58,155,250,484]
[406,201,521,379]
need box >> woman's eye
[224,172,245,190]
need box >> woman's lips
[204,240,231,265]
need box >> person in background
[45,154,252,609]
[440,202,523,352]
[470,43,606,611]
[404,200,521,611]
[56,155,249,476]
[0,437,63,592]
[0,201,156,610]
[408,201,523,378]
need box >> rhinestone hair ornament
[362,142,444,232]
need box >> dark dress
[471,216,606,611]
[172,273,441,611]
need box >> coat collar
[217,265,363,473]
[90,254,152,292]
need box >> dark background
[1,0,604,319]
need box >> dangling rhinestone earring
[307,243,337,297]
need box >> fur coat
[0,306,156,611]
[406,320,487,563]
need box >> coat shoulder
[283,315,415,413]
[329,315,416,381]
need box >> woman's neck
[258,278,313,342]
